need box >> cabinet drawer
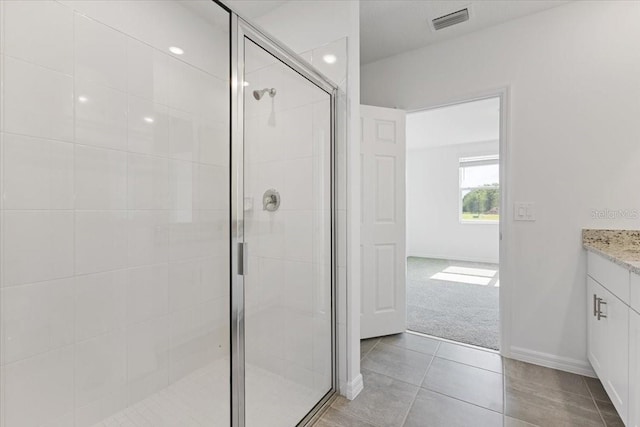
[632,273,640,314]
[588,251,630,304]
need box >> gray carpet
[407,257,500,350]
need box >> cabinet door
[588,277,607,376]
[601,285,629,425]
[629,309,640,427]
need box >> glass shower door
[241,37,334,426]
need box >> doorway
[405,96,503,350]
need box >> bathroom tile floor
[314,332,623,427]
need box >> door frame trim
[231,15,340,427]
[404,86,511,355]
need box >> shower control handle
[263,189,280,212]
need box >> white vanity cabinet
[630,308,640,427]
[587,251,630,425]
[629,273,640,427]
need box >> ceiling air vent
[432,8,469,31]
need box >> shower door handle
[238,242,247,275]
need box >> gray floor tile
[503,416,539,426]
[331,369,419,427]
[422,357,503,412]
[595,400,624,427]
[505,376,604,427]
[361,343,433,386]
[584,376,612,403]
[404,388,502,427]
[435,341,503,373]
[379,332,440,355]
[504,358,591,397]
[315,407,377,427]
[360,338,380,360]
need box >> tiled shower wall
[0,1,230,426]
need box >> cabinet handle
[593,294,598,317]
[597,298,607,320]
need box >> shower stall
[0,1,338,426]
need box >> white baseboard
[342,373,364,400]
[509,346,596,377]
[406,252,499,265]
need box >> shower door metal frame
[231,14,339,427]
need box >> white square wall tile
[2,134,74,210]
[75,211,128,275]
[4,0,74,74]
[169,307,206,383]
[1,278,75,364]
[126,316,169,405]
[75,330,126,408]
[75,270,127,341]
[168,108,197,161]
[168,259,201,313]
[284,211,313,263]
[169,160,195,211]
[75,13,127,91]
[282,157,314,211]
[75,145,127,210]
[75,80,127,150]
[2,211,74,287]
[198,209,228,258]
[3,56,73,141]
[1,345,75,427]
[200,256,228,302]
[168,210,199,262]
[127,211,170,267]
[283,105,313,160]
[127,153,170,210]
[126,38,168,104]
[196,164,227,210]
[127,95,169,156]
[284,261,313,312]
[126,264,169,325]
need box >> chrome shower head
[253,88,277,100]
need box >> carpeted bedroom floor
[407,257,500,350]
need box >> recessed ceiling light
[144,117,155,123]
[169,46,184,55]
[77,95,88,103]
[243,81,250,87]
[322,54,337,64]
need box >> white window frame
[459,154,500,224]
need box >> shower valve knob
[262,189,280,212]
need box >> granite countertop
[583,229,640,274]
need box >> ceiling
[224,1,288,19]
[225,0,568,65]
[406,97,500,150]
[360,0,568,64]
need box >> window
[459,155,499,222]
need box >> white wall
[252,0,363,398]
[407,141,499,264]
[0,1,230,425]
[362,0,640,375]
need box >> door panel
[242,37,333,427]
[360,105,406,339]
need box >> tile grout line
[360,337,380,360]
[399,341,440,427]
[582,377,608,427]
[361,364,505,418]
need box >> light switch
[514,202,536,221]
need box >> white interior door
[360,105,406,339]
